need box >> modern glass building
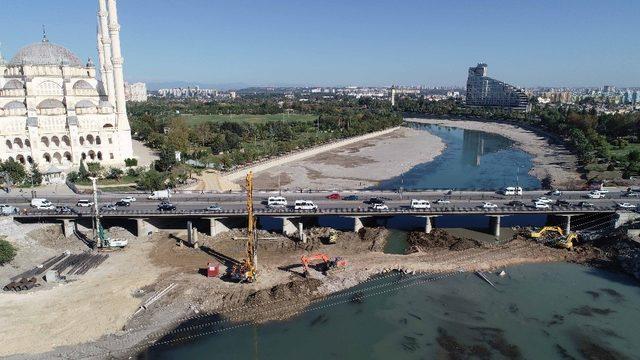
[466,63,530,112]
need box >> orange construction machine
[301,253,347,277]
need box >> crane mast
[246,171,257,276]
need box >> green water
[145,263,640,359]
[383,230,410,254]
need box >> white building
[0,0,133,171]
[125,82,148,102]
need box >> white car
[625,192,640,198]
[0,204,18,215]
[597,189,610,194]
[482,202,498,209]
[587,191,605,199]
[294,200,318,211]
[371,203,389,211]
[76,200,94,207]
[535,197,554,204]
[534,202,550,209]
[617,203,636,209]
[206,204,222,211]
[410,199,431,209]
[267,196,288,208]
[120,196,137,203]
[549,190,562,196]
[434,199,451,204]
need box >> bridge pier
[61,219,75,238]
[278,217,306,242]
[353,216,365,233]
[205,217,231,237]
[556,214,574,234]
[415,215,437,233]
[135,218,154,238]
[488,215,502,239]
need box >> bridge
[6,189,638,240]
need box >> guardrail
[16,205,620,218]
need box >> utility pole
[89,177,101,248]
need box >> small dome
[3,101,26,110]
[3,79,24,90]
[37,99,65,109]
[73,80,94,90]
[10,41,83,67]
[75,100,96,108]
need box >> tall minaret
[97,0,115,105]
[107,0,130,130]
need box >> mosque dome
[9,39,83,67]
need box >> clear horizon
[1,0,638,88]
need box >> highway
[6,189,639,217]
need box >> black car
[115,200,131,207]
[577,201,595,208]
[158,203,177,211]
[366,197,385,205]
[556,199,571,207]
[507,200,526,207]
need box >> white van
[410,199,431,209]
[267,196,288,208]
[294,200,318,211]
[148,190,170,200]
[30,198,54,210]
[501,187,523,196]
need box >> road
[5,189,639,216]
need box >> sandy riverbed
[250,127,446,190]
[406,118,583,188]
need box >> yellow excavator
[528,226,577,250]
[229,172,257,283]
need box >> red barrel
[207,262,220,277]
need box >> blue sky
[1,0,638,88]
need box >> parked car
[507,200,526,207]
[120,196,137,203]
[534,202,550,209]
[410,199,431,209]
[0,204,18,215]
[617,203,636,209]
[115,200,131,207]
[100,204,117,211]
[434,199,451,204]
[482,202,498,209]
[206,204,222,211]
[326,193,341,200]
[76,200,94,207]
[294,200,318,211]
[370,203,389,210]
[342,195,359,201]
[158,203,177,211]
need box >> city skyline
[1,0,639,88]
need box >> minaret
[107,0,130,130]
[98,0,115,105]
[0,42,5,65]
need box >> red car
[326,193,341,200]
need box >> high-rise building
[0,0,134,170]
[465,63,530,111]
[125,82,148,102]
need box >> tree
[628,149,640,163]
[155,147,177,172]
[136,169,166,191]
[78,159,89,181]
[86,162,104,178]
[124,158,138,167]
[106,167,124,181]
[30,163,43,186]
[0,236,17,265]
[0,159,27,185]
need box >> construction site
[1,173,640,359]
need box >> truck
[148,190,170,200]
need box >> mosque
[0,0,134,173]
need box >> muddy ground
[3,223,639,359]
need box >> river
[378,123,541,190]
[143,263,639,359]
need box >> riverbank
[406,118,583,188]
[249,127,446,190]
[6,221,633,359]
